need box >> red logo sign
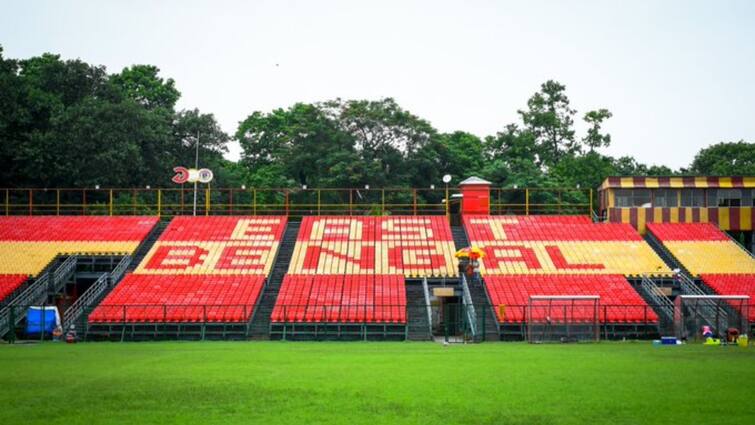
[172,166,190,184]
[172,166,213,184]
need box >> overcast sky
[2,0,754,168]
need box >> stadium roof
[598,176,755,191]
[459,176,492,186]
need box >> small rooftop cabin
[598,176,754,251]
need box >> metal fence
[1,187,594,217]
[490,188,592,215]
[3,301,746,342]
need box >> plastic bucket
[738,335,749,348]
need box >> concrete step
[248,221,301,338]
[127,220,170,272]
[451,225,470,251]
[405,282,432,341]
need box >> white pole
[193,130,199,216]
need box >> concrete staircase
[451,226,469,252]
[74,220,169,334]
[467,277,500,341]
[249,221,300,339]
[127,219,170,272]
[0,256,74,339]
[451,225,500,341]
[405,282,432,340]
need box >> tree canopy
[0,46,752,193]
[690,141,755,176]
[0,46,232,188]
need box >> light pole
[442,174,452,219]
[193,130,199,216]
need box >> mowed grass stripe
[0,342,753,425]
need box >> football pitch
[1,341,753,424]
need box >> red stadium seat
[0,216,159,277]
[647,223,730,241]
[88,274,266,323]
[484,274,658,324]
[0,216,159,242]
[701,274,755,322]
[272,274,407,324]
[87,216,288,324]
[274,215,455,324]
[289,216,456,277]
[462,215,669,276]
[0,274,28,302]
[647,223,755,275]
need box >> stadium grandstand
[87,216,287,340]
[0,175,752,342]
[463,214,669,339]
[598,176,754,247]
[270,216,456,340]
[0,217,158,339]
[646,222,755,324]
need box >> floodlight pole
[445,183,449,219]
[193,130,199,216]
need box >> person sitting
[702,325,714,339]
[65,325,77,344]
[457,258,468,276]
[52,325,63,342]
[727,327,740,343]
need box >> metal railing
[3,301,749,341]
[640,275,674,322]
[109,255,132,283]
[62,273,109,331]
[460,274,478,338]
[421,277,432,336]
[498,304,663,325]
[490,188,593,216]
[84,303,733,328]
[51,256,77,291]
[86,304,256,324]
[724,231,755,258]
[590,209,607,223]
[676,273,730,332]
[0,274,50,337]
[678,273,708,297]
[269,304,407,324]
[674,295,749,340]
[1,187,593,217]
[0,257,77,337]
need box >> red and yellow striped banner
[600,176,755,190]
[608,207,754,233]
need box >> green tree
[18,53,110,108]
[518,80,577,166]
[436,131,484,180]
[582,109,612,152]
[551,152,617,206]
[612,156,675,176]
[690,141,755,176]
[323,98,437,187]
[109,65,180,111]
[0,46,24,185]
[482,125,546,188]
[1,52,113,186]
[324,98,434,155]
[5,45,747,197]
[225,162,294,189]
[236,103,358,188]
[644,165,675,176]
[0,48,229,189]
[37,98,165,186]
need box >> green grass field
[1,341,753,424]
